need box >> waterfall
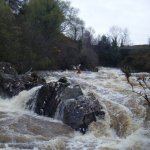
[0,86,41,113]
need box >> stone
[57,94,105,133]
[0,62,17,76]
[0,62,46,97]
[33,81,72,117]
[27,77,105,133]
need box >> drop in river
[0,67,150,150]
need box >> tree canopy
[0,0,149,72]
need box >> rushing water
[0,67,150,150]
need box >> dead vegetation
[121,66,150,106]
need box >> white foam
[0,86,41,113]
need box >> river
[0,67,150,150]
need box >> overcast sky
[69,0,150,45]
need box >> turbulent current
[0,67,150,150]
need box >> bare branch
[121,66,150,106]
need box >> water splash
[0,86,41,113]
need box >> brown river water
[0,67,150,150]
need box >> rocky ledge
[0,62,46,97]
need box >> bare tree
[109,26,130,47]
[80,27,98,69]
[109,26,121,47]
[67,17,84,40]
[82,27,95,47]
[148,37,150,45]
[59,1,84,40]
[120,28,130,46]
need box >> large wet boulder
[0,62,46,97]
[57,94,105,133]
[28,77,105,133]
[31,78,82,117]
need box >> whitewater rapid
[0,67,150,150]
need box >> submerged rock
[28,77,105,133]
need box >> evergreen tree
[23,0,64,38]
[0,0,20,62]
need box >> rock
[0,62,17,75]
[33,81,77,117]
[93,67,99,72]
[0,62,46,97]
[58,77,68,84]
[28,78,105,133]
[20,73,46,90]
[0,62,17,97]
[57,94,105,133]
[0,73,18,97]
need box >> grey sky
[69,0,150,45]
